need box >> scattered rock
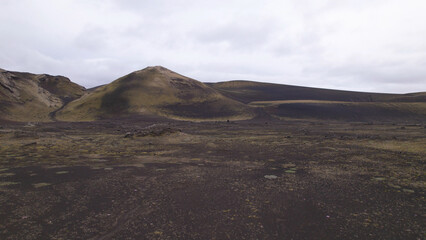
[14,131,39,139]
[124,132,134,138]
[282,163,296,168]
[24,122,38,128]
[139,128,182,137]
[124,128,181,138]
[22,142,37,147]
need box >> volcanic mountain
[56,66,253,121]
[0,68,85,122]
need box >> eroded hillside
[0,69,85,122]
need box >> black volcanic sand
[266,102,426,122]
[0,117,425,239]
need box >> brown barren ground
[0,116,425,239]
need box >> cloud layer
[1,0,425,93]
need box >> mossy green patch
[0,181,19,186]
[0,172,15,177]
[373,177,386,181]
[402,189,415,193]
[388,183,401,189]
[33,182,51,188]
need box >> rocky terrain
[0,117,425,239]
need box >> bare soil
[0,116,425,239]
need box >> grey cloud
[0,0,425,93]
[74,26,109,52]
[194,20,276,52]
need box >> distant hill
[208,81,426,122]
[208,80,425,103]
[0,68,85,122]
[56,66,253,121]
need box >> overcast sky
[1,0,425,93]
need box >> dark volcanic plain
[0,116,425,240]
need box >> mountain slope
[259,101,426,122]
[209,81,426,122]
[208,80,424,104]
[0,68,85,122]
[57,66,253,121]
